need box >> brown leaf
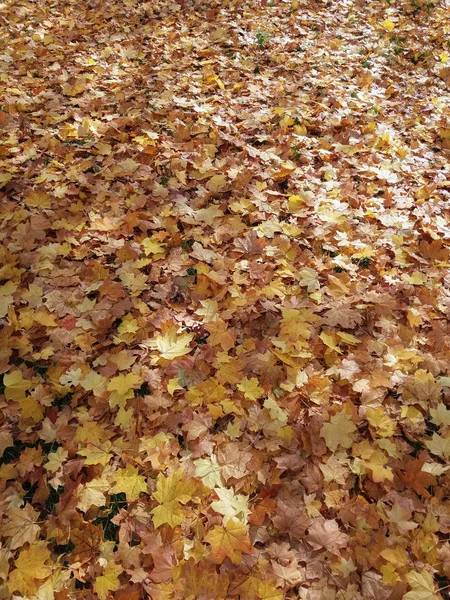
[307,519,349,554]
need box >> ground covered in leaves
[1,0,450,598]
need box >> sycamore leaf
[287,195,304,212]
[430,403,450,426]
[167,377,183,395]
[2,504,40,549]
[107,372,142,396]
[320,411,357,452]
[404,569,439,600]
[107,372,143,408]
[151,470,192,528]
[25,191,51,208]
[77,477,110,512]
[147,327,194,361]
[4,371,38,401]
[8,542,51,596]
[18,395,44,423]
[319,331,342,354]
[0,430,13,458]
[194,454,222,488]
[237,376,264,400]
[142,238,166,256]
[363,449,394,482]
[0,172,12,188]
[77,441,113,466]
[110,464,147,501]
[381,546,410,569]
[195,205,224,225]
[80,370,107,394]
[205,518,253,564]
[258,580,284,600]
[381,18,396,31]
[307,518,349,554]
[206,174,227,193]
[387,505,418,534]
[109,350,136,370]
[93,561,123,600]
[425,433,450,459]
[298,267,319,292]
[366,407,396,437]
[211,486,250,524]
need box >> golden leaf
[205,518,253,564]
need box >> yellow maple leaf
[195,205,224,225]
[380,546,409,569]
[366,407,396,437]
[279,308,313,345]
[107,372,143,407]
[142,238,166,256]
[404,569,439,600]
[205,518,253,564]
[400,405,424,423]
[151,469,192,528]
[425,433,450,459]
[298,267,320,292]
[107,372,142,396]
[110,464,147,501]
[237,377,264,401]
[78,441,113,466]
[0,294,13,318]
[167,377,183,395]
[272,161,296,181]
[18,396,44,423]
[44,447,68,472]
[8,542,51,596]
[381,18,395,32]
[34,311,58,327]
[0,172,12,188]
[25,191,51,208]
[80,370,107,394]
[115,406,133,428]
[401,271,427,286]
[380,563,401,586]
[74,420,106,444]
[116,313,140,338]
[77,477,110,512]
[22,285,45,308]
[4,371,38,401]
[210,486,250,524]
[205,73,225,90]
[320,411,357,452]
[319,331,342,354]
[363,449,394,482]
[287,195,304,212]
[93,561,123,600]
[258,580,284,600]
[206,174,227,193]
[96,142,112,155]
[430,403,450,426]
[194,455,222,489]
[387,505,418,534]
[337,331,361,345]
[148,326,194,361]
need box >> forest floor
[1,0,450,598]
